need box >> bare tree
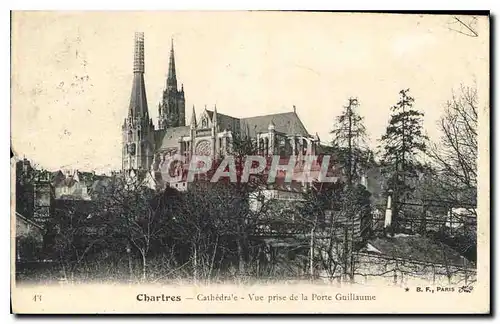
[51,199,108,283]
[95,172,168,282]
[168,183,227,283]
[447,16,479,38]
[427,85,478,209]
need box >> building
[121,32,320,189]
[15,158,35,220]
[15,159,55,224]
[52,169,96,200]
[15,212,44,262]
[14,159,113,223]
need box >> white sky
[11,12,489,173]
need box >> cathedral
[122,32,320,189]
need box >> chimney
[293,105,296,113]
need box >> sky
[11,12,489,173]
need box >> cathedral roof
[203,110,310,137]
[156,126,190,151]
[153,110,311,152]
[206,110,241,133]
[240,112,310,138]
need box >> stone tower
[122,32,155,172]
[158,38,186,129]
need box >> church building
[122,32,320,189]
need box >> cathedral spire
[129,32,148,118]
[190,105,197,129]
[167,37,177,91]
[158,37,185,129]
[123,32,154,173]
[213,104,218,127]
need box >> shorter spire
[213,104,218,126]
[167,37,177,90]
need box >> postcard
[10,11,490,314]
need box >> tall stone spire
[158,37,185,129]
[122,32,154,173]
[129,32,148,118]
[167,37,177,91]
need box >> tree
[167,183,223,284]
[330,97,370,187]
[163,132,270,282]
[94,172,169,282]
[50,199,109,282]
[222,132,268,277]
[380,89,428,230]
[427,85,478,208]
[447,16,479,38]
[322,98,374,282]
[297,178,372,284]
[423,85,479,263]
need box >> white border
[3,2,496,323]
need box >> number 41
[33,295,42,302]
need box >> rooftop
[364,234,474,268]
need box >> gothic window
[279,137,287,157]
[127,143,136,155]
[128,130,132,142]
[195,140,211,156]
